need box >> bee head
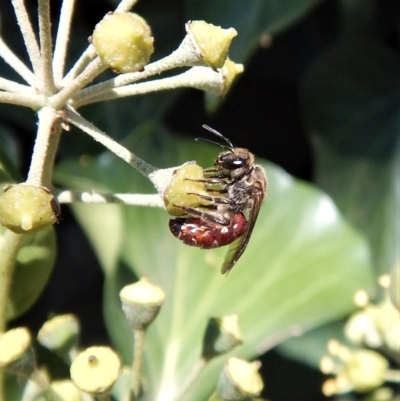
[215,148,254,178]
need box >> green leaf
[302,41,400,275]
[185,0,324,62]
[4,227,56,320]
[55,128,374,401]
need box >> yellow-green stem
[131,329,146,399]
[207,391,223,401]
[175,357,207,401]
[30,370,64,401]
[0,230,23,332]
[386,369,400,383]
[0,229,23,400]
[96,393,111,401]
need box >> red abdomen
[169,213,247,249]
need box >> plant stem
[57,190,165,208]
[74,66,224,107]
[131,329,146,399]
[174,358,206,401]
[95,394,111,401]
[51,57,106,108]
[0,91,44,108]
[38,0,56,94]
[53,0,76,84]
[0,38,34,85]
[0,77,35,94]
[62,46,97,84]
[72,34,206,106]
[30,370,64,401]
[115,0,139,12]
[0,230,23,332]
[26,106,62,187]
[65,108,158,177]
[11,0,41,77]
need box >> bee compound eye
[222,157,246,170]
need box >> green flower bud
[70,346,121,395]
[0,184,59,234]
[187,21,237,69]
[343,350,388,393]
[202,315,243,360]
[120,277,165,330]
[92,12,154,73]
[38,314,80,358]
[51,380,81,401]
[164,162,211,216]
[217,358,263,400]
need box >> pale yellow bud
[187,21,237,69]
[120,277,165,330]
[70,346,121,395]
[202,315,243,360]
[217,357,263,400]
[93,12,154,73]
[0,327,31,366]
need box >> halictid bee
[169,125,267,274]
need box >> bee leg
[172,204,229,225]
[185,177,228,185]
[204,188,228,194]
[203,167,220,174]
[185,178,229,193]
[186,192,232,205]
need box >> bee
[169,125,267,274]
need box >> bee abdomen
[169,213,248,249]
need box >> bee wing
[221,189,264,275]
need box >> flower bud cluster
[320,277,400,396]
[344,282,400,352]
[320,340,389,395]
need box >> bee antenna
[195,137,231,150]
[201,124,234,149]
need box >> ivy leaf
[56,128,374,401]
[3,226,56,320]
